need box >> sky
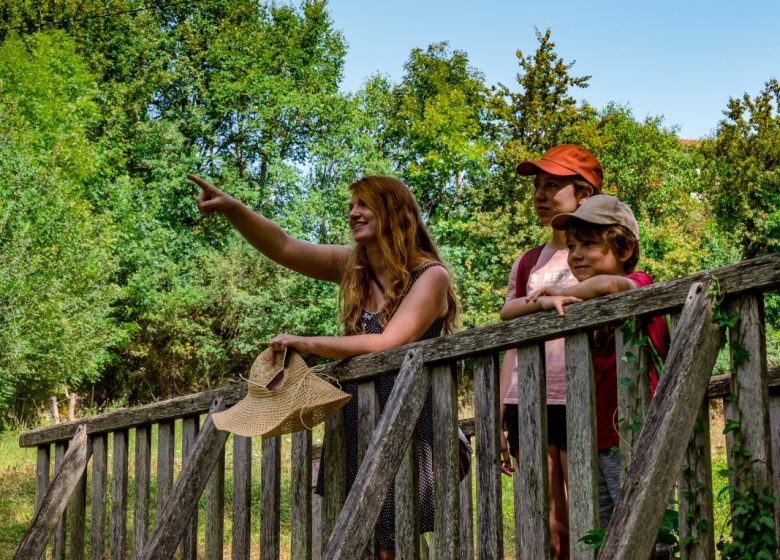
[325,0,780,139]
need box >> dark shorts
[504,404,567,456]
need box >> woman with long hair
[188,173,457,558]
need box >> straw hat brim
[212,368,351,438]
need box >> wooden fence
[16,253,780,559]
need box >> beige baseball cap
[550,195,639,238]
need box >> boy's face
[533,171,590,226]
[566,234,627,281]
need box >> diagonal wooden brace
[599,280,722,560]
[140,398,228,560]
[324,348,429,559]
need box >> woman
[188,173,457,558]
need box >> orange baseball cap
[516,144,603,192]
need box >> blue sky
[325,0,780,139]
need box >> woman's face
[533,171,590,226]
[348,194,378,245]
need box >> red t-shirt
[591,271,669,449]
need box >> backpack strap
[514,244,546,299]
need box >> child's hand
[537,295,582,316]
[188,174,239,216]
[526,286,565,300]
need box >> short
[503,404,567,457]
[597,450,622,528]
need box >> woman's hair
[339,176,458,335]
[565,222,640,273]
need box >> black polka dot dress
[315,263,445,550]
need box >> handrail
[19,252,780,448]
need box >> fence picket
[90,435,107,560]
[206,446,225,559]
[233,435,252,560]
[133,425,151,559]
[110,430,128,560]
[261,436,281,560]
[473,353,502,560]
[180,415,200,560]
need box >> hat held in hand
[213,347,351,438]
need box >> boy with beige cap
[525,194,669,527]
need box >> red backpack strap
[514,244,546,299]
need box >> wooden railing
[16,253,780,559]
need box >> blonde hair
[339,176,458,335]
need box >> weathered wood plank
[321,408,346,549]
[317,254,780,384]
[139,399,229,560]
[232,435,252,560]
[357,381,379,559]
[70,443,88,560]
[205,446,225,560]
[34,445,50,560]
[708,365,780,398]
[566,334,599,560]
[312,488,322,560]
[20,255,780,448]
[291,430,312,560]
[90,435,108,560]
[180,415,199,560]
[515,344,550,560]
[472,353,502,560]
[13,425,88,560]
[53,441,67,560]
[432,362,460,558]
[770,391,780,550]
[156,421,175,521]
[459,435,474,560]
[725,294,773,493]
[599,281,722,560]
[133,425,152,559]
[672,312,715,560]
[261,437,281,560]
[615,322,650,473]
[110,430,128,560]
[323,348,430,559]
[395,437,420,560]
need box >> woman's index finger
[186,173,215,192]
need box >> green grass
[0,413,742,560]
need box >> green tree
[0,32,119,423]
[703,78,780,258]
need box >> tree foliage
[0,5,775,422]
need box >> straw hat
[213,347,351,438]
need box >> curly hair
[338,176,458,335]
[565,222,640,273]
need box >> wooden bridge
[15,253,780,559]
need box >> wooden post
[473,353,502,560]
[261,437,281,560]
[13,425,89,560]
[205,446,225,559]
[291,430,312,560]
[516,343,550,560]
[321,407,346,549]
[233,435,252,560]
[53,441,67,560]
[599,281,722,560]
[566,334,599,560]
[34,445,50,560]
[396,437,420,560]
[70,443,88,560]
[139,399,228,560]
[180,415,200,560]
[90,434,108,560]
[133,425,152,559]
[432,361,460,558]
[156,421,175,520]
[357,381,380,558]
[110,429,128,560]
[323,348,430,559]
